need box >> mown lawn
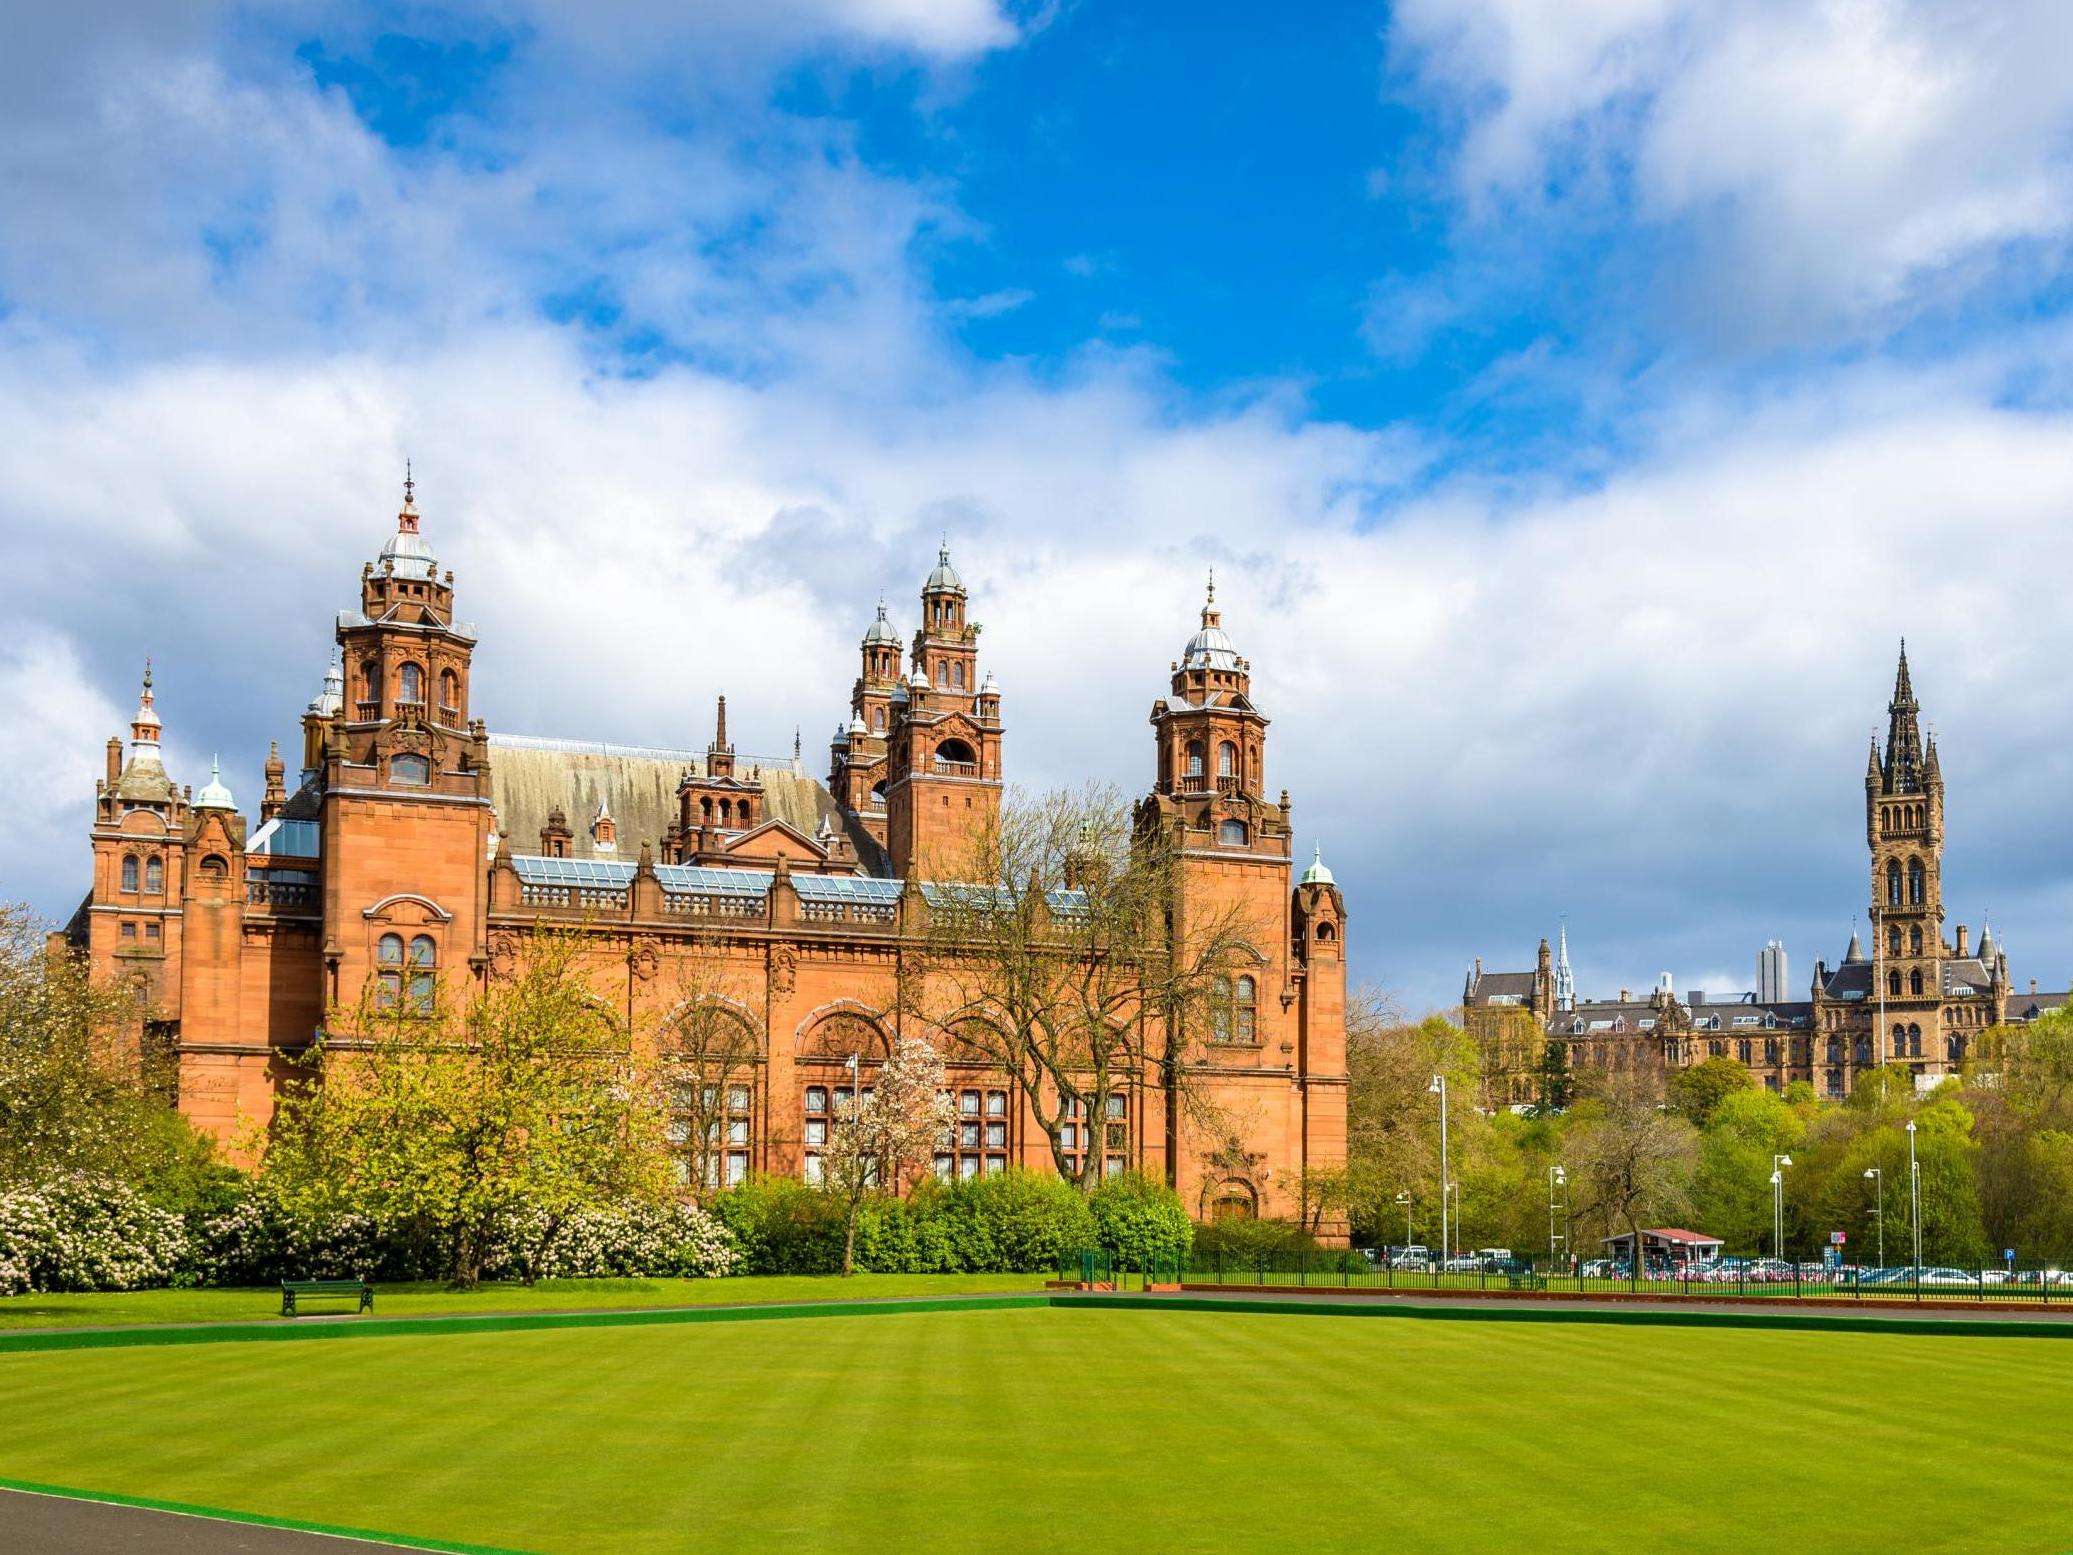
[1,1305,2068,1554]
[0,1271,1053,1330]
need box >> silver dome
[863,598,900,646]
[924,543,965,596]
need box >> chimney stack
[1956,924,1969,957]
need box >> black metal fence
[1098,1249,2073,1305]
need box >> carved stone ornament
[629,937,661,982]
[488,933,520,980]
[771,946,797,997]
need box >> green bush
[1088,1171,1192,1270]
[709,1177,845,1275]
[1190,1216,1319,1261]
[942,1169,1098,1271]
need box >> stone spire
[1881,640,1925,793]
[1555,920,1575,1012]
[262,741,287,819]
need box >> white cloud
[0,635,127,899]
[1391,0,2073,338]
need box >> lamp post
[1907,1118,1922,1272]
[1770,1153,1794,1263]
[1428,1074,1450,1267]
[1864,1167,1884,1269]
[1547,1165,1567,1268]
[1393,1191,1412,1253]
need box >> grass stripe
[0,1476,535,1554]
[0,1294,1050,1355]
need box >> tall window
[144,857,163,894]
[1217,741,1236,778]
[439,669,460,713]
[1060,1092,1128,1179]
[121,856,138,892]
[935,1087,1008,1180]
[1887,926,1901,957]
[399,662,424,705]
[1233,975,1257,1042]
[671,1082,752,1189]
[952,662,965,689]
[872,708,885,732]
[1907,1023,1922,1058]
[1909,970,1923,997]
[803,1082,871,1185]
[1910,925,1922,956]
[1886,860,1902,906]
[1888,971,1902,998]
[407,936,436,1013]
[376,933,405,1008]
[1185,741,1205,780]
[1908,860,1925,905]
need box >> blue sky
[3,0,2072,1012]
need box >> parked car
[1577,1259,1614,1279]
[1744,1259,1797,1283]
[1388,1245,1432,1271]
[1473,1248,1515,1270]
[1440,1254,1484,1273]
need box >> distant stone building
[61,481,1349,1220]
[1468,648,2066,1099]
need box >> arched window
[1887,926,1902,957]
[872,708,885,733]
[1946,1034,1964,1062]
[121,856,138,892]
[376,933,405,1009]
[1185,741,1205,780]
[1907,1023,1922,1057]
[144,857,163,894]
[1886,860,1902,906]
[935,737,977,771]
[1908,859,1925,905]
[399,663,424,705]
[1892,1024,1906,1058]
[362,659,382,705]
[391,754,430,785]
[199,854,228,880]
[700,797,713,825]
[1219,818,1249,847]
[1909,925,1922,956]
[1826,1037,1842,1063]
[1909,970,1923,996]
[439,669,460,712]
[1316,922,1336,942]
[1234,975,1257,1043]
[1888,971,1902,998]
[407,936,436,1014]
[1218,741,1237,778]
[952,662,965,689]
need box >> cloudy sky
[3,0,2070,1012]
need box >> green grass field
[2,1303,2068,1554]
[0,1271,1052,1330]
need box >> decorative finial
[404,458,415,505]
[142,657,153,693]
[1207,566,1216,605]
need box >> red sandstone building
[67,481,1348,1220]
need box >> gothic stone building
[67,482,1348,1221]
[1466,648,2066,1101]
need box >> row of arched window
[1887,924,1924,957]
[1881,802,1927,833]
[1211,975,1258,1043]
[1183,739,1249,783]
[1888,969,1928,997]
[120,855,163,894]
[361,660,461,715]
[1884,857,1927,906]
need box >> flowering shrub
[0,1175,190,1294]
[191,1183,399,1286]
[483,1201,738,1281]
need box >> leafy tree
[1342,998,1480,1245]
[1567,1069,1698,1270]
[1534,1034,1573,1113]
[266,924,672,1287]
[824,1034,956,1276]
[1690,1089,1803,1256]
[0,902,227,1205]
[1666,1056,1754,1129]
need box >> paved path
[0,1487,434,1553]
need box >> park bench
[280,1278,375,1318]
[1505,1264,1547,1291]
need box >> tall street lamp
[1770,1154,1794,1262]
[1864,1167,1884,1269]
[1392,1191,1412,1254]
[1428,1074,1450,1266]
[1547,1164,1567,1268]
[1907,1118,1922,1271]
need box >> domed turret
[308,646,344,717]
[924,543,965,597]
[1181,573,1241,671]
[1299,843,1334,887]
[379,466,439,581]
[195,755,236,811]
[863,597,900,647]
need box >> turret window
[1219,818,1248,847]
[1218,741,1236,778]
[1185,741,1205,781]
[952,662,965,689]
[1910,926,1922,955]
[1316,922,1336,942]
[439,669,460,715]
[1908,859,1924,905]
[121,856,138,893]
[399,662,424,705]
[1886,860,1902,906]
[144,857,163,894]
[872,709,885,733]
[1888,926,1901,957]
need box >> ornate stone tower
[1145,575,1285,853]
[318,473,493,1010]
[87,663,192,1019]
[829,598,903,848]
[1866,644,1945,1059]
[883,546,1003,877]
